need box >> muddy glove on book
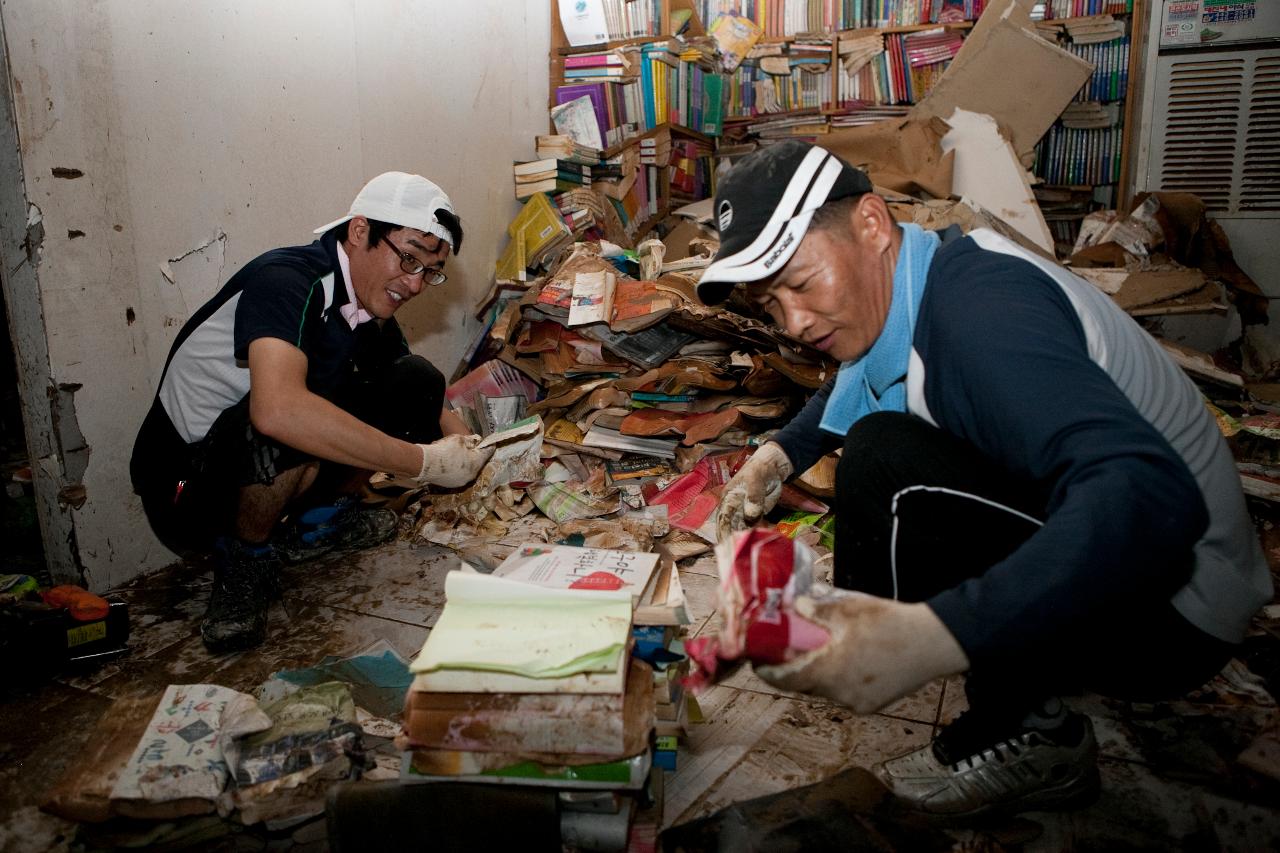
[414,434,494,488]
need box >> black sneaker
[201,538,280,654]
[276,496,399,564]
[873,699,1100,819]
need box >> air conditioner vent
[1153,49,1280,215]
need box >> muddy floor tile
[284,540,453,627]
[678,569,720,638]
[877,678,944,726]
[0,682,112,825]
[671,698,934,829]
[87,602,427,699]
[936,675,969,731]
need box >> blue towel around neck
[818,223,940,437]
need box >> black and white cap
[697,141,873,305]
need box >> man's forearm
[252,388,423,477]
[439,407,470,437]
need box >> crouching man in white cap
[131,172,493,653]
[705,141,1272,819]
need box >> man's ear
[853,194,894,254]
[347,215,370,249]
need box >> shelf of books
[1028,1,1140,251]
[533,0,724,265]
[537,0,1143,266]
[697,2,985,143]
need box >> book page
[493,543,660,599]
[551,96,605,150]
[410,572,631,678]
[567,270,616,327]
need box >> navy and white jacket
[131,233,408,495]
[774,227,1272,664]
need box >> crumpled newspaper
[684,528,830,692]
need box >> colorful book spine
[1032,122,1123,186]
[1064,36,1128,104]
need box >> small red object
[568,571,626,592]
[40,585,110,621]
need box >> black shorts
[131,354,445,555]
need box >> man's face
[347,217,450,319]
[747,198,897,364]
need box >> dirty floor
[2,538,1278,851]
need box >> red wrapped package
[684,528,830,692]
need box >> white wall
[0,0,550,589]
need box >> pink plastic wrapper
[683,528,831,693]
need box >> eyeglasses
[380,235,448,286]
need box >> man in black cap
[705,140,1271,818]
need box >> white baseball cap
[314,171,459,250]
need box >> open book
[492,543,660,602]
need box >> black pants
[834,412,1235,715]
[135,354,445,556]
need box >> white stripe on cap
[701,147,845,284]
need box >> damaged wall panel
[0,13,81,584]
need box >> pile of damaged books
[399,547,677,846]
[419,221,838,570]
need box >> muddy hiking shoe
[873,698,1100,820]
[275,496,399,564]
[201,538,280,654]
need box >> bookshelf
[547,0,721,246]
[1029,0,1145,254]
[542,0,1143,256]
[545,0,990,244]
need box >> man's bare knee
[234,462,321,542]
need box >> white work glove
[716,442,794,541]
[414,435,494,488]
[755,591,969,714]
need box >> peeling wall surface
[0,1,550,589]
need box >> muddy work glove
[716,442,794,541]
[414,434,493,488]
[754,591,969,714]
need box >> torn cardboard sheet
[939,109,1053,255]
[913,0,1094,161]
[887,197,1055,260]
[1159,339,1245,389]
[1134,192,1269,326]
[823,116,954,199]
[1129,282,1226,318]
[1110,268,1209,312]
